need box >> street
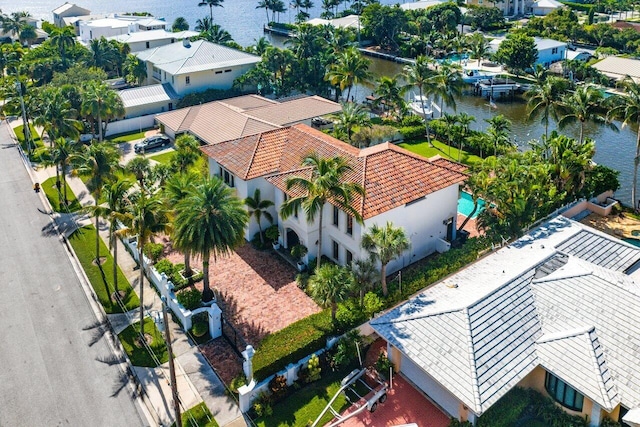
[0,120,147,426]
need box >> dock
[359,48,415,65]
[263,25,294,37]
[473,78,520,98]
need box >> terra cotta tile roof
[201,124,468,219]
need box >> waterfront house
[155,94,342,143]
[592,56,640,83]
[134,39,260,96]
[531,0,564,16]
[371,216,640,426]
[52,2,90,28]
[107,29,199,52]
[490,37,567,68]
[78,15,168,43]
[201,124,468,272]
[464,0,533,16]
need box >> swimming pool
[458,191,485,219]
[437,53,469,64]
[623,238,640,248]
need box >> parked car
[79,134,94,144]
[134,134,171,153]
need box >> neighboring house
[531,0,564,16]
[134,39,261,96]
[490,37,566,68]
[306,15,360,29]
[465,0,534,15]
[371,216,640,427]
[566,49,592,62]
[200,124,468,271]
[155,94,342,143]
[52,2,91,27]
[78,15,167,43]
[107,29,199,52]
[400,0,451,11]
[612,20,640,34]
[118,83,178,119]
[592,56,640,83]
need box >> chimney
[183,38,191,48]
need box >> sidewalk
[10,120,246,427]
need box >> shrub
[327,330,363,371]
[265,225,279,243]
[375,352,393,378]
[177,288,202,311]
[154,259,174,277]
[153,259,203,290]
[290,244,308,261]
[144,242,164,263]
[399,125,425,140]
[335,300,366,333]
[448,419,473,427]
[363,292,384,319]
[252,309,334,382]
[228,374,247,395]
[177,88,244,108]
[558,1,594,12]
[251,232,270,250]
[191,320,208,337]
[253,391,273,418]
[295,272,310,290]
[299,354,322,383]
[268,374,289,402]
[401,114,424,127]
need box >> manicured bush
[229,374,247,395]
[558,1,594,12]
[191,320,208,338]
[335,300,366,333]
[177,288,202,311]
[144,242,164,264]
[399,125,424,140]
[153,259,203,290]
[401,114,424,127]
[253,309,333,382]
[363,292,384,319]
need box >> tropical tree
[49,26,77,65]
[468,32,490,67]
[41,137,81,205]
[124,55,147,86]
[456,112,475,161]
[426,62,463,115]
[332,102,371,143]
[198,0,225,22]
[173,176,248,302]
[544,134,595,200]
[325,47,372,102]
[198,24,233,44]
[126,156,152,189]
[19,25,37,47]
[244,188,274,245]
[526,76,570,140]
[81,81,124,142]
[361,221,410,297]
[441,112,458,155]
[164,172,198,275]
[404,55,434,141]
[485,115,512,156]
[374,75,406,120]
[195,16,213,32]
[493,33,538,76]
[558,85,618,144]
[608,76,640,209]
[281,154,365,270]
[129,190,170,327]
[172,17,190,31]
[33,87,82,142]
[350,258,379,306]
[170,134,201,174]
[72,142,121,263]
[309,264,353,322]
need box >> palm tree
[609,76,640,209]
[126,156,152,189]
[404,55,434,142]
[325,47,372,102]
[33,87,82,142]
[468,33,489,67]
[43,137,80,205]
[81,82,124,142]
[195,16,213,32]
[456,112,475,161]
[526,76,569,140]
[426,62,463,116]
[172,17,190,31]
[72,142,121,263]
[129,190,170,327]
[256,0,273,23]
[245,188,274,244]
[281,154,365,270]
[93,178,134,298]
[164,172,198,275]
[124,55,147,86]
[174,176,248,302]
[198,25,233,44]
[374,75,406,120]
[332,102,371,143]
[361,221,410,297]
[198,0,224,22]
[350,258,379,307]
[309,264,353,322]
[558,85,618,144]
[170,134,201,174]
[485,115,512,157]
[441,112,458,155]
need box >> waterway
[9,1,638,205]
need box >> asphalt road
[0,121,147,427]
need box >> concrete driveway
[119,140,175,165]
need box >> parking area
[118,129,174,164]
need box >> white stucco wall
[124,100,175,119]
[244,178,279,242]
[168,64,256,96]
[79,23,130,42]
[127,37,175,52]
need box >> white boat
[462,69,498,84]
[409,94,434,118]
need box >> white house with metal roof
[134,39,260,96]
[592,56,640,83]
[532,0,564,16]
[107,29,199,52]
[490,37,567,68]
[52,2,91,27]
[78,15,168,43]
[371,216,640,426]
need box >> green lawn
[68,225,140,314]
[254,364,357,427]
[41,177,81,213]
[172,403,219,427]
[399,138,483,165]
[118,317,168,367]
[14,124,43,148]
[148,150,176,165]
[107,128,154,143]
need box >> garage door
[401,354,460,418]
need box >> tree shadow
[216,289,268,346]
[234,243,297,291]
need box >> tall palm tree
[325,47,372,102]
[164,172,197,275]
[281,154,365,270]
[245,188,274,244]
[332,102,371,143]
[526,76,569,140]
[43,137,80,205]
[558,85,618,144]
[441,112,458,155]
[170,134,201,174]
[374,75,406,120]
[198,0,224,22]
[426,62,463,116]
[72,142,121,263]
[124,55,147,86]
[33,87,82,142]
[174,176,248,302]
[609,76,640,209]
[361,221,410,297]
[195,16,213,32]
[468,33,489,67]
[309,264,353,322]
[350,258,379,307]
[126,156,152,189]
[404,55,434,141]
[456,112,475,161]
[485,115,512,157]
[81,82,124,142]
[129,190,170,327]
[198,25,233,44]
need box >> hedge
[558,1,594,12]
[399,125,425,140]
[252,309,334,382]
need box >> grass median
[172,403,219,427]
[41,177,82,213]
[68,225,140,314]
[118,317,168,367]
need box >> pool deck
[457,213,481,238]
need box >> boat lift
[311,367,389,427]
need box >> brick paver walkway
[457,213,481,238]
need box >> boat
[461,69,498,84]
[409,94,434,118]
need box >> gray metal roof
[371,216,640,416]
[108,29,198,44]
[134,40,260,76]
[118,83,178,108]
[556,229,640,272]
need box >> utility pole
[15,81,32,155]
[161,296,181,427]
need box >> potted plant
[291,244,308,271]
[266,225,280,250]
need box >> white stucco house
[134,39,261,97]
[78,15,168,43]
[371,216,640,426]
[490,37,567,68]
[531,0,563,16]
[465,0,533,16]
[200,124,468,272]
[52,2,91,28]
[107,29,199,52]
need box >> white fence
[105,115,157,137]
